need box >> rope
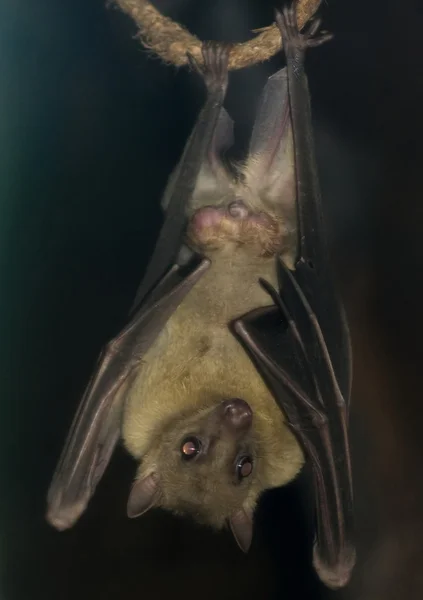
[112,0,322,70]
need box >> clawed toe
[186,51,201,75]
[275,0,332,54]
[187,41,230,94]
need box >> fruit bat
[46,2,355,589]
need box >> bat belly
[123,251,304,488]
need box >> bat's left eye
[236,456,253,480]
[181,437,201,460]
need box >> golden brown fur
[123,243,304,528]
[122,105,302,530]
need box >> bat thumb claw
[46,496,88,531]
[313,543,356,589]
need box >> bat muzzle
[221,398,253,431]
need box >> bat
[46,2,355,589]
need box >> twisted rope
[112,0,322,70]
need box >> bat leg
[130,41,231,309]
[274,1,333,273]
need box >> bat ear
[127,473,160,519]
[228,507,254,553]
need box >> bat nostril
[222,398,253,429]
[227,200,249,219]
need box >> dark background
[1,0,423,598]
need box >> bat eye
[236,456,253,480]
[181,437,202,460]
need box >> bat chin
[187,201,281,255]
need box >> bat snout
[221,398,253,431]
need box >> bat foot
[187,41,232,95]
[275,1,333,56]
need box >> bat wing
[245,66,294,195]
[46,42,231,531]
[47,257,210,531]
[130,43,233,313]
[233,261,354,589]
[243,67,297,247]
[233,4,354,590]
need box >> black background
[1,0,423,598]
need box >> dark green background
[2,1,423,599]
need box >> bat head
[126,398,265,551]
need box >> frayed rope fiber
[112,0,322,70]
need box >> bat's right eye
[181,437,202,460]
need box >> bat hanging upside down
[46,2,355,589]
